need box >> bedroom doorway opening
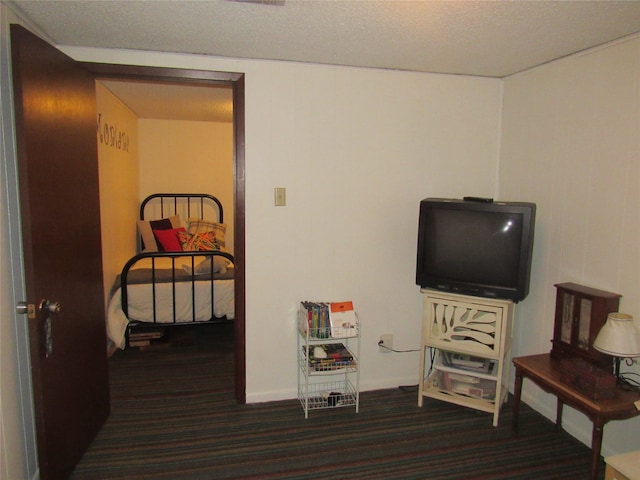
[86,63,246,403]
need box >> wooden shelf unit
[418,289,514,426]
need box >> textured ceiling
[11,0,640,78]
[10,0,640,121]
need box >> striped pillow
[178,230,221,251]
[187,218,226,249]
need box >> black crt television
[416,198,536,302]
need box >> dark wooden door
[10,24,110,480]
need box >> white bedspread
[106,256,235,349]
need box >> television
[416,198,536,302]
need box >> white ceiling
[10,0,640,121]
[99,80,234,123]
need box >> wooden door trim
[82,62,246,403]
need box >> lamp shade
[593,313,640,357]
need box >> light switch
[274,187,286,206]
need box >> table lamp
[593,313,640,382]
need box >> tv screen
[416,198,536,302]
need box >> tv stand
[418,289,514,426]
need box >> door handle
[16,301,60,316]
[36,300,60,359]
[43,300,61,314]
[16,300,60,358]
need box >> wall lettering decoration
[97,113,130,152]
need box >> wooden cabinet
[550,283,620,368]
[418,289,514,426]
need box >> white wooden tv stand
[418,289,514,426]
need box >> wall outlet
[379,334,393,353]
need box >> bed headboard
[140,193,223,223]
[138,193,225,253]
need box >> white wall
[61,46,503,401]
[96,82,140,306]
[138,119,234,253]
[501,35,640,456]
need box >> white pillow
[182,256,231,276]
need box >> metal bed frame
[120,193,234,345]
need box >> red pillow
[153,227,186,252]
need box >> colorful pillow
[137,215,181,252]
[153,227,186,252]
[178,230,222,252]
[187,218,227,249]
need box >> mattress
[106,256,235,349]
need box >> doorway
[84,62,246,403]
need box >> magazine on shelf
[302,343,356,371]
[447,372,480,384]
[440,351,491,373]
[450,376,497,400]
[304,343,353,363]
[329,301,357,338]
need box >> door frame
[84,62,246,403]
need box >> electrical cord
[376,343,427,392]
[619,371,640,392]
[377,340,420,353]
[397,349,435,392]
[619,359,640,391]
[398,384,418,392]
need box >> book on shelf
[329,301,357,338]
[128,328,165,346]
[129,331,163,340]
[300,300,358,339]
[300,301,331,338]
[439,371,452,390]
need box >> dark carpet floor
[70,323,601,479]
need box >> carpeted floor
[70,323,602,479]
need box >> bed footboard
[118,250,235,345]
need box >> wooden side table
[512,354,640,480]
